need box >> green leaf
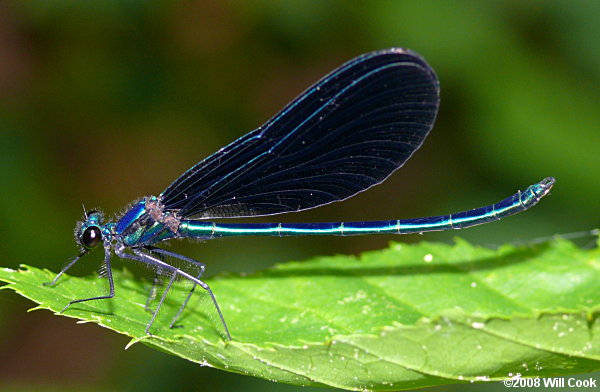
[1,237,599,391]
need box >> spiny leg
[192,275,231,341]
[59,247,115,313]
[145,269,177,335]
[144,268,163,311]
[43,251,87,286]
[135,249,230,339]
[145,246,206,328]
[117,247,230,340]
[169,274,199,329]
[145,246,206,274]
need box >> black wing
[160,48,439,219]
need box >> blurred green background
[0,1,598,391]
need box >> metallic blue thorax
[115,197,178,246]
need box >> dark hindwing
[160,48,440,219]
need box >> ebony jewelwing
[45,48,555,340]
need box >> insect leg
[59,247,115,313]
[145,269,177,335]
[43,251,87,286]
[145,246,206,328]
[116,247,230,340]
[144,268,163,311]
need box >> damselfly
[46,49,555,340]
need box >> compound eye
[81,226,102,248]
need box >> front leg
[59,246,115,313]
[43,251,87,287]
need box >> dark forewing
[160,48,440,219]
